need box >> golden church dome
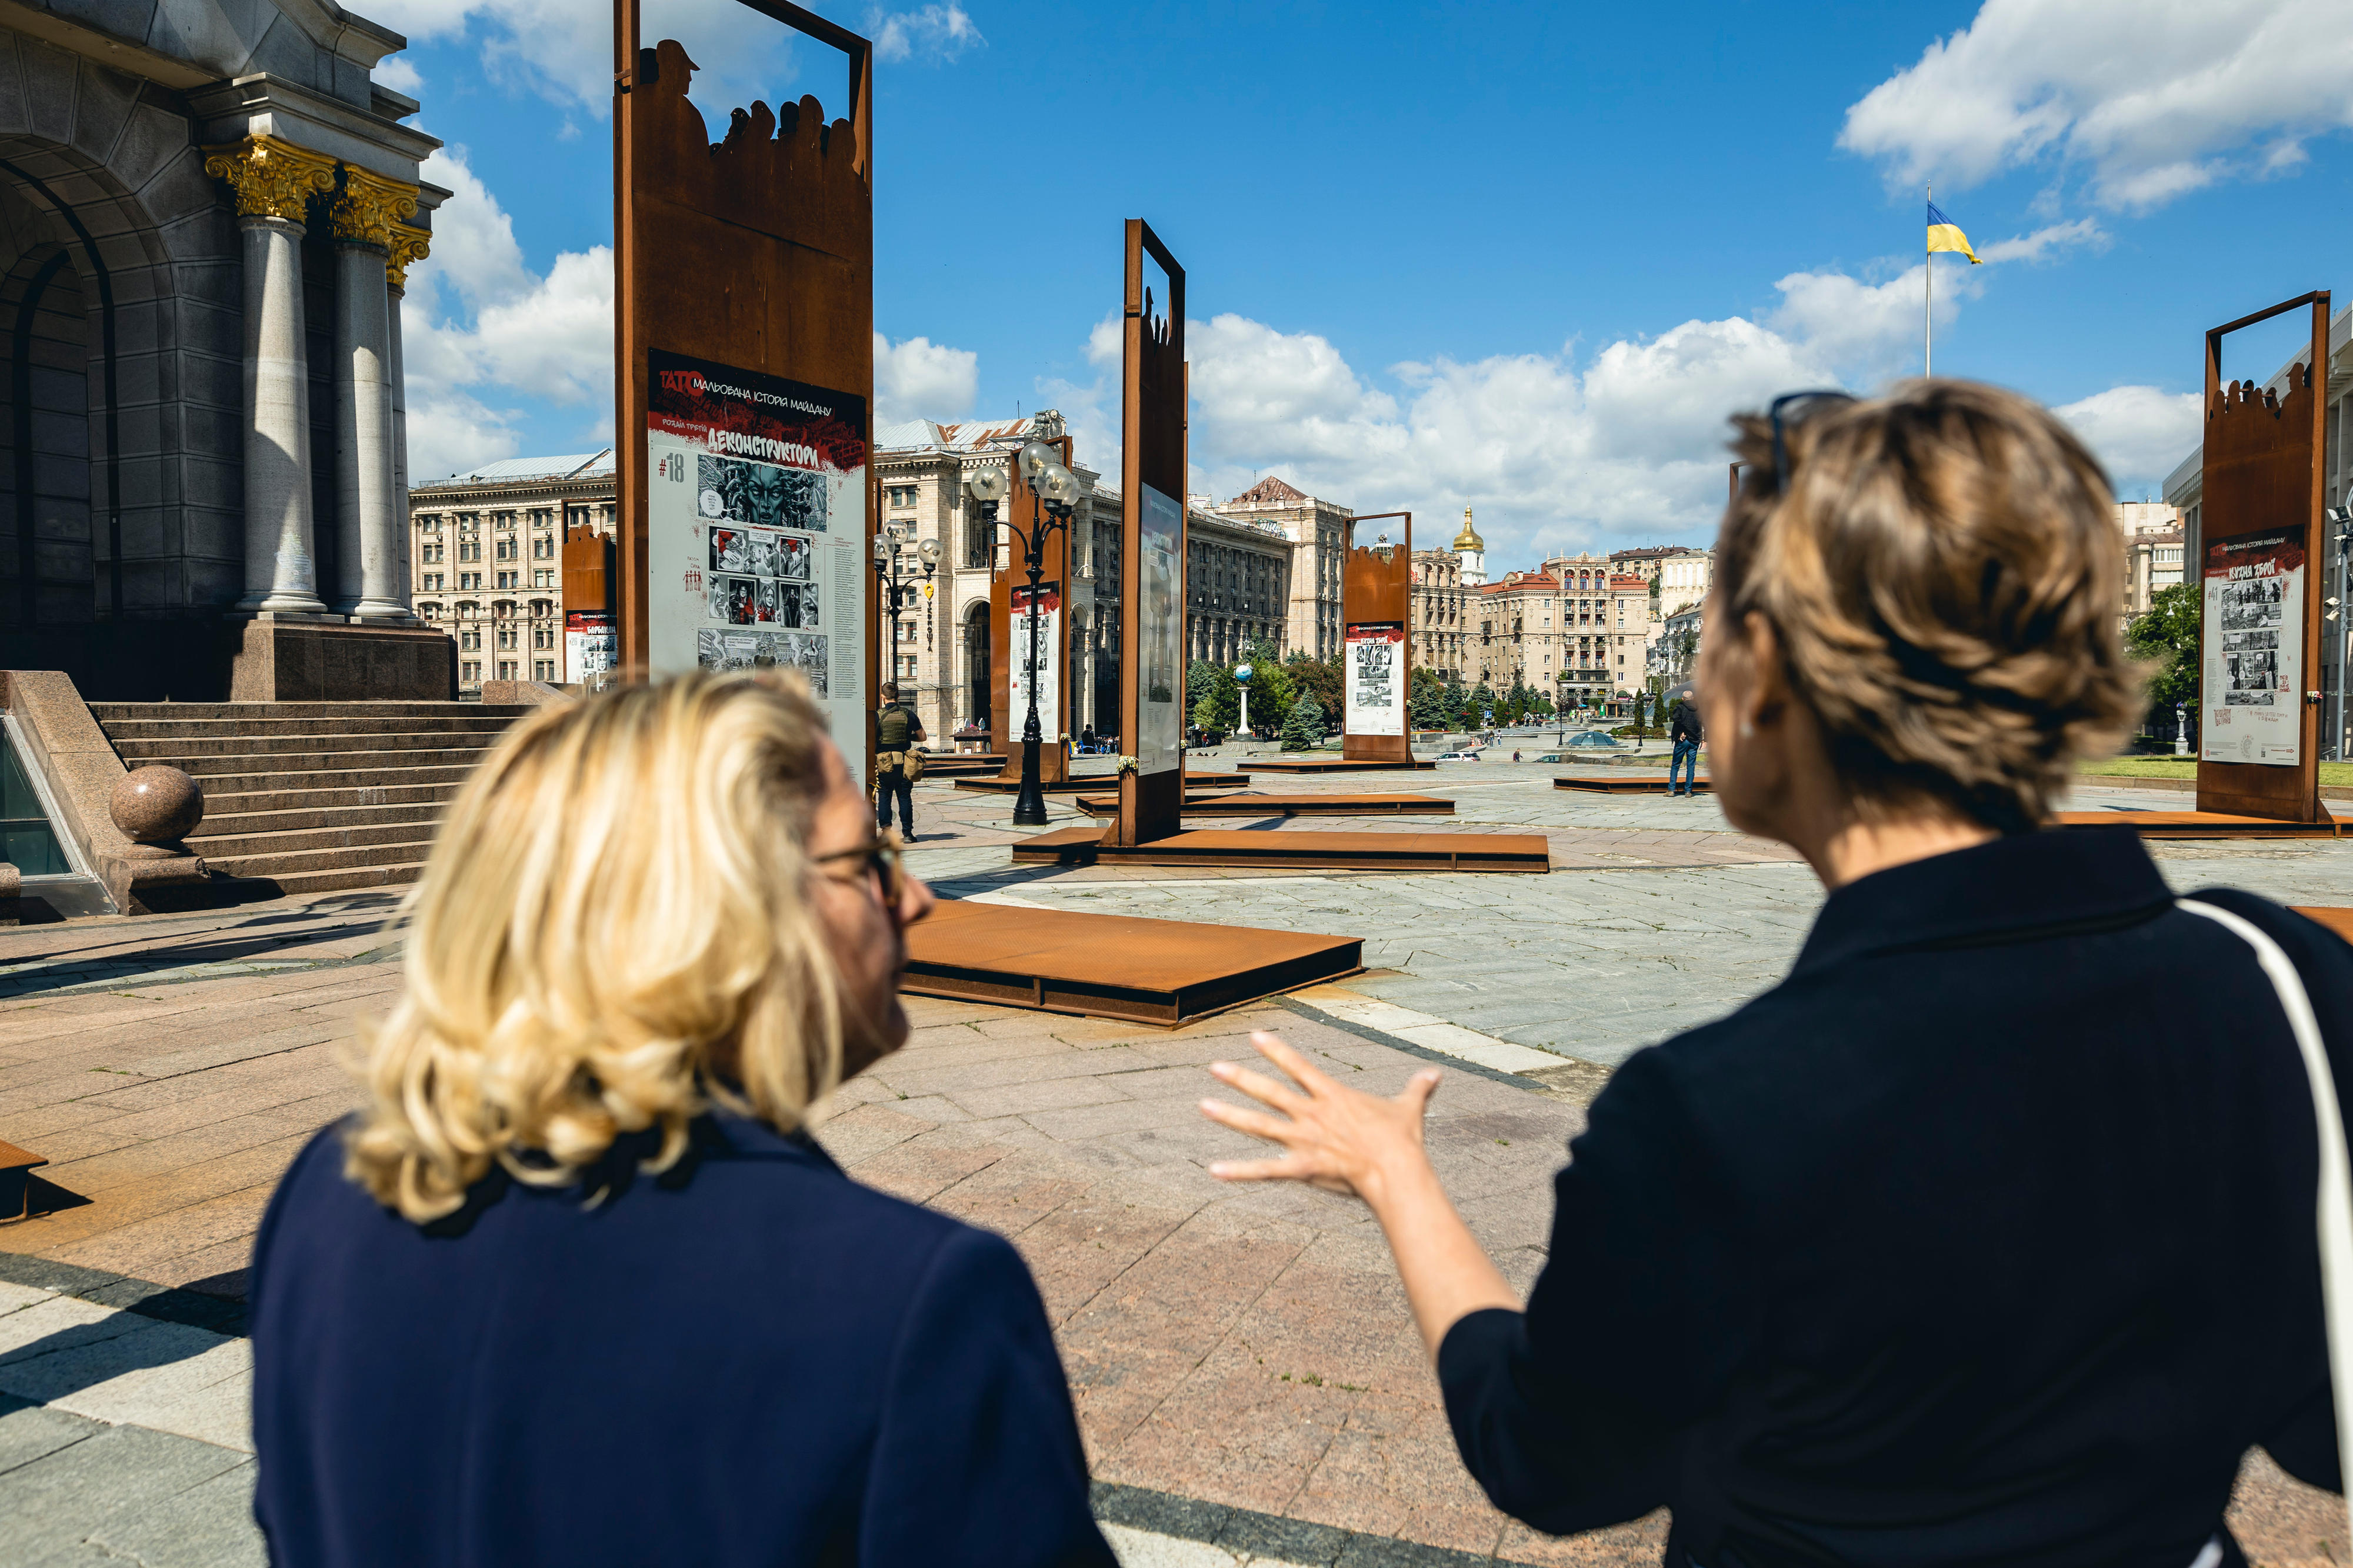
[1453,506,1484,552]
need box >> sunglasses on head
[815,828,907,908]
[1767,389,1857,493]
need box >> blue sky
[369,0,2353,567]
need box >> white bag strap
[2178,898,2353,1515]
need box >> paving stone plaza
[6,753,2353,1567]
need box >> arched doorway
[0,242,89,631]
[962,600,990,735]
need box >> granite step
[181,763,474,799]
[191,799,446,839]
[190,818,449,860]
[131,753,485,786]
[211,860,433,896]
[199,838,441,879]
[102,716,519,744]
[194,779,468,816]
[111,729,506,758]
[91,703,538,722]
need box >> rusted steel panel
[1341,511,1413,765]
[2196,292,2329,823]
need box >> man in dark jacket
[1669,690,1702,797]
[875,683,924,838]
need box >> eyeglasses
[815,828,907,908]
[1768,389,1857,493]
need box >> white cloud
[374,52,424,100]
[367,0,806,126]
[1975,217,2105,263]
[402,142,613,479]
[2053,385,2203,492]
[868,4,984,63]
[1839,0,2353,211]
[876,333,978,425]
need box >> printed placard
[1138,485,1184,777]
[1344,620,1405,738]
[2202,527,2305,767]
[1009,580,1061,743]
[645,349,867,783]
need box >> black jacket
[1670,699,1702,743]
[1439,829,2349,1568]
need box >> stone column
[388,223,428,613]
[204,136,336,615]
[328,168,417,622]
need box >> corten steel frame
[612,0,878,773]
[988,434,1076,787]
[1116,221,1188,848]
[1340,511,1413,763]
[2196,292,2331,825]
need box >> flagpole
[1924,182,1932,379]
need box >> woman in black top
[1200,381,2352,1568]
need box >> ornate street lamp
[1006,441,1077,826]
[871,528,941,692]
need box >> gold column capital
[202,135,336,224]
[386,221,431,293]
[331,165,421,252]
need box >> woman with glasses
[250,672,1113,1568]
[1201,381,2353,1568]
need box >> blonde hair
[1721,380,2144,832]
[346,672,845,1223]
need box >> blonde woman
[1202,382,2353,1568]
[249,673,1114,1568]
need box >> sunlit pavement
[5,770,2351,1565]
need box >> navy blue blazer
[251,1109,1114,1568]
[1441,829,2353,1568]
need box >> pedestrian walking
[1669,688,1702,795]
[251,673,1112,1568]
[1198,381,2353,1568]
[874,680,924,840]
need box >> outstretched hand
[1199,1030,1444,1201]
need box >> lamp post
[1006,440,1076,827]
[962,464,1010,737]
[870,526,940,718]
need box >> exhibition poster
[564,610,616,683]
[2201,527,2305,767]
[1344,620,1405,738]
[1009,580,1061,742]
[644,349,868,781]
[1138,485,1184,777]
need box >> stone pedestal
[229,616,457,701]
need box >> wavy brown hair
[1719,380,2144,832]
[344,672,845,1223]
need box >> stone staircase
[88,702,539,896]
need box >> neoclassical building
[409,452,616,692]
[0,2,441,698]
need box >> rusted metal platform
[901,898,1362,1025]
[1554,773,1711,795]
[2052,809,2342,839]
[1072,792,1455,819]
[955,769,1248,795]
[2294,907,2353,944]
[922,753,1008,777]
[1248,756,1437,773]
[1010,825,1551,873]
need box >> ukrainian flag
[1927,202,1982,264]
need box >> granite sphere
[111,765,204,844]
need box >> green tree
[1469,680,1497,728]
[1241,638,1294,730]
[1285,648,1344,729]
[1279,691,1327,750]
[1408,666,1451,731]
[1187,660,1238,732]
[2126,583,2201,713]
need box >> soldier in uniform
[874,682,925,838]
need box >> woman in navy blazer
[1201,382,2353,1567]
[250,673,1114,1568]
